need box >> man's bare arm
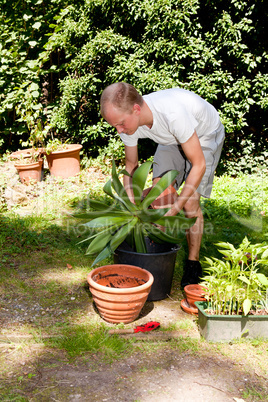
[165,131,206,216]
[123,145,139,203]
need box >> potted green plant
[74,159,196,300]
[11,88,47,183]
[44,137,82,178]
[196,237,268,342]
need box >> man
[100,82,225,287]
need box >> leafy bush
[0,0,267,171]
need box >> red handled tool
[108,321,160,334]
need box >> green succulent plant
[74,160,196,266]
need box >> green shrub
[1,0,267,169]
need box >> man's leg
[184,191,203,261]
[181,191,204,287]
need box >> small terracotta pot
[87,264,154,324]
[14,159,43,184]
[11,148,44,160]
[45,144,82,178]
[184,284,208,308]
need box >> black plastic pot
[114,239,180,301]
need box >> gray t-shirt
[119,88,221,147]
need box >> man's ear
[133,103,141,115]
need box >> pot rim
[184,284,208,297]
[116,245,180,257]
[14,159,43,168]
[87,264,154,294]
[45,144,82,156]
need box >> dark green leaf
[73,210,128,219]
[134,222,147,253]
[136,207,169,222]
[111,159,137,213]
[91,246,112,267]
[155,215,196,230]
[141,170,178,210]
[132,161,152,205]
[110,217,138,252]
[83,216,133,229]
[145,223,180,244]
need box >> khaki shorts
[153,123,225,198]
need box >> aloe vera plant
[201,237,268,315]
[74,160,196,266]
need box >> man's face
[104,103,140,135]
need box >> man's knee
[183,196,202,219]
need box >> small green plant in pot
[200,237,268,316]
[45,138,69,155]
[14,84,48,162]
[196,238,268,341]
[74,159,196,267]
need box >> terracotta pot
[14,159,43,184]
[184,284,208,308]
[45,144,82,178]
[87,264,154,324]
[180,298,198,315]
[11,148,44,160]
[142,184,178,209]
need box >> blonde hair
[100,82,143,118]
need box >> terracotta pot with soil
[87,264,154,324]
[14,159,43,184]
[181,284,208,315]
[45,144,82,178]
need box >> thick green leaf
[155,215,196,230]
[145,223,180,244]
[143,228,165,244]
[87,198,111,211]
[91,246,112,267]
[85,228,114,255]
[135,207,169,222]
[83,216,132,229]
[73,210,129,219]
[132,161,152,206]
[119,169,132,177]
[111,159,137,213]
[141,170,178,210]
[103,178,114,198]
[134,222,147,253]
[77,226,117,245]
[103,176,136,210]
[125,229,135,249]
[110,217,138,252]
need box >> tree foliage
[0,0,267,170]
